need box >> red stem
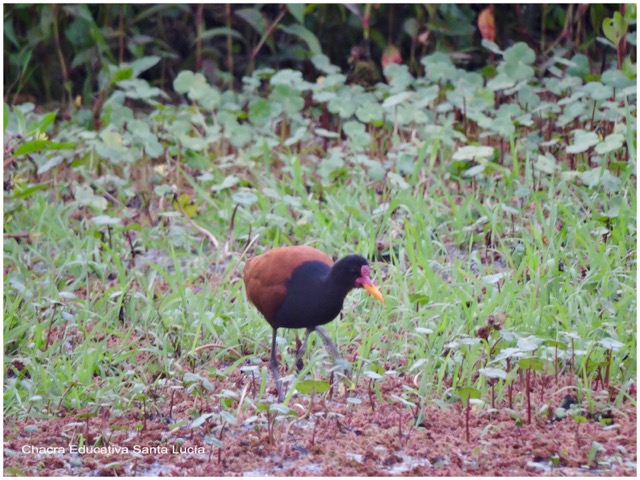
[465,403,470,442]
[526,369,531,425]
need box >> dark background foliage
[3,4,631,107]
[3,5,636,477]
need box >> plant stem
[51,5,72,108]
[195,4,204,71]
[226,4,234,86]
[118,6,125,63]
[250,7,286,61]
[526,368,531,424]
[465,402,470,442]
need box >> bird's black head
[331,255,384,302]
[331,255,369,284]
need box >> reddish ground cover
[3,371,636,476]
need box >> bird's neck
[323,270,355,304]
[305,278,348,325]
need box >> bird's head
[334,255,384,303]
[354,264,384,303]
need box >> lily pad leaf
[598,337,625,351]
[91,215,121,226]
[566,131,599,154]
[190,412,218,429]
[311,54,340,75]
[534,155,559,174]
[581,168,621,192]
[211,175,239,192]
[602,11,628,46]
[518,358,544,371]
[173,194,198,218]
[457,386,481,406]
[453,145,495,161]
[296,379,330,395]
[314,128,339,139]
[481,39,503,55]
[595,133,625,155]
[463,164,486,177]
[479,367,507,380]
[382,91,413,108]
[232,190,258,206]
[516,336,544,352]
[269,404,291,415]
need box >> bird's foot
[331,358,352,381]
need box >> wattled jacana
[244,246,384,401]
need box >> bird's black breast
[272,261,343,329]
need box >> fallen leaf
[382,45,402,72]
[478,6,496,42]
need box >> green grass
[4,145,636,419]
[3,46,637,435]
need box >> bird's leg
[314,326,341,359]
[295,328,313,372]
[314,326,351,379]
[270,329,285,402]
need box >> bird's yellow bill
[363,283,384,303]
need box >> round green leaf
[296,379,330,395]
[232,190,258,206]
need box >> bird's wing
[243,246,333,323]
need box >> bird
[243,245,384,401]
[346,40,382,87]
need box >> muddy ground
[3,370,636,477]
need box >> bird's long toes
[333,358,352,378]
